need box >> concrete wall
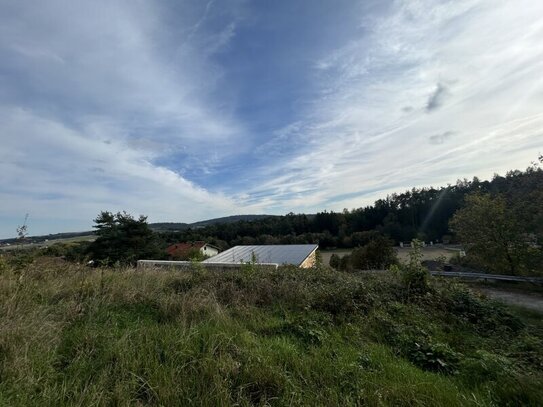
[201,245,219,257]
[137,260,278,273]
[299,250,317,268]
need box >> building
[166,241,220,259]
[203,244,318,268]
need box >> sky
[1,0,542,238]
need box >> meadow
[0,256,542,406]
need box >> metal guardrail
[430,271,543,284]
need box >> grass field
[0,255,542,405]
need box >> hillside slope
[0,258,541,405]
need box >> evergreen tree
[88,211,162,266]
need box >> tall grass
[0,256,542,406]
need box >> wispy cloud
[0,0,246,236]
[1,0,542,237]
[429,131,455,145]
[238,0,543,212]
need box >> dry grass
[0,256,542,406]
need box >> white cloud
[0,0,248,237]
[0,108,237,222]
[244,0,543,212]
[2,0,543,237]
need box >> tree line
[56,161,542,275]
[161,165,542,250]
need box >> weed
[0,260,542,405]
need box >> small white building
[166,241,220,259]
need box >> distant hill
[0,231,96,245]
[150,214,276,232]
[0,214,276,244]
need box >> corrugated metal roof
[203,244,318,266]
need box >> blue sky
[1,0,543,238]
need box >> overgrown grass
[1,256,542,406]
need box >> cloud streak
[1,0,543,237]
[429,131,455,145]
[426,83,449,112]
[0,0,246,237]
[238,0,543,212]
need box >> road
[473,287,543,313]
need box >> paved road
[474,287,543,313]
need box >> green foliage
[450,193,536,275]
[40,241,92,263]
[399,240,429,295]
[40,242,71,257]
[339,254,351,271]
[441,284,524,333]
[186,247,207,261]
[159,169,543,253]
[87,211,163,266]
[1,258,542,405]
[406,340,460,374]
[329,253,340,269]
[350,236,398,270]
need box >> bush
[350,236,398,270]
[442,286,524,333]
[459,350,514,385]
[329,253,340,269]
[339,254,351,271]
[406,340,460,374]
[399,240,429,295]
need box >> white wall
[200,245,219,257]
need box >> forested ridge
[161,165,543,250]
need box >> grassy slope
[1,257,542,406]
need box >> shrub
[441,285,524,333]
[339,254,351,271]
[350,236,397,270]
[406,340,460,374]
[399,240,429,295]
[329,253,340,269]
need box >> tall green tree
[88,211,162,266]
[449,194,529,275]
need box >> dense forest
[161,165,543,251]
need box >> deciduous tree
[449,194,527,275]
